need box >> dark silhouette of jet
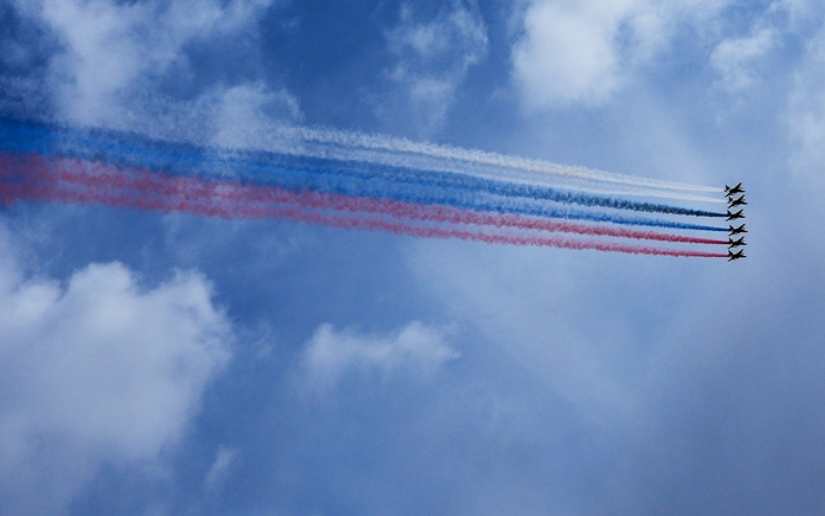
[727,209,745,221]
[728,236,746,249]
[728,195,747,208]
[728,249,746,262]
[725,182,745,197]
[729,224,747,235]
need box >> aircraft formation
[0,117,752,261]
[724,182,747,262]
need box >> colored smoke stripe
[0,114,720,194]
[0,149,728,233]
[288,126,723,194]
[312,143,727,204]
[0,181,727,259]
[1,153,730,244]
[0,118,726,217]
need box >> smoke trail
[0,153,729,233]
[7,114,717,194]
[253,135,726,204]
[0,76,722,197]
[1,117,724,209]
[3,154,729,246]
[0,179,727,259]
[224,153,728,217]
[309,140,727,204]
[0,119,726,218]
[285,127,722,193]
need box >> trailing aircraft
[728,249,746,262]
[728,236,746,249]
[726,209,745,221]
[728,195,747,208]
[729,224,747,235]
[725,182,745,197]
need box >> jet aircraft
[726,209,745,221]
[728,236,746,249]
[728,250,746,262]
[725,182,745,197]
[728,195,747,208]
[729,224,747,235]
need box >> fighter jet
[729,224,747,235]
[728,249,746,262]
[725,182,745,197]
[726,209,745,221]
[728,195,747,208]
[728,236,746,249]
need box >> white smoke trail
[273,138,725,204]
[1,83,722,201]
[277,126,722,194]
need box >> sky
[1,0,825,514]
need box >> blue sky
[2,1,825,515]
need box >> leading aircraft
[728,249,746,262]
[728,236,746,249]
[725,182,745,197]
[728,195,747,208]
[729,224,747,235]
[726,209,745,221]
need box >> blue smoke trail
[0,118,727,217]
[0,118,728,231]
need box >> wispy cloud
[711,27,777,93]
[300,322,459,394]
[511,0,732,108]
[204,446,239,493]
[787,20,825,175]
[0,224,232,514]
[376,0,488,135]
[12,0,276,124]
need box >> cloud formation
[787,22,825,174]
[711,27,777,93]
[207,82,304,148]
[378,0,488,135]
[301,322,459,393]
[13,0,275,124]
[204,446,239,493]
[511,0,731,108]
[0,225,232,514]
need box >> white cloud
[14,0,274,124]
[0,225,232,514]
[775,0,819,26]
[379,0,488,135]
[710,27,777,92]
[706,0,820,95]
[301,322,459,393]
[405,244,640,425]
[511,0,731,108]
[204,446,239,493]
[707,0,825,97]
[787,22,825,175]
[5,1,304,163]
[209,82,304,149]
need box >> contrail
[0,119,726,218]
[278,126,723,194]
[1,153,729,232]
[2,154,729,246]
[1,117,723,205]
[0,82,722,198]
[0,180,727,259]
[254,135,727,204]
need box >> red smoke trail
[1,154,728,246]
[0,181,727,259]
